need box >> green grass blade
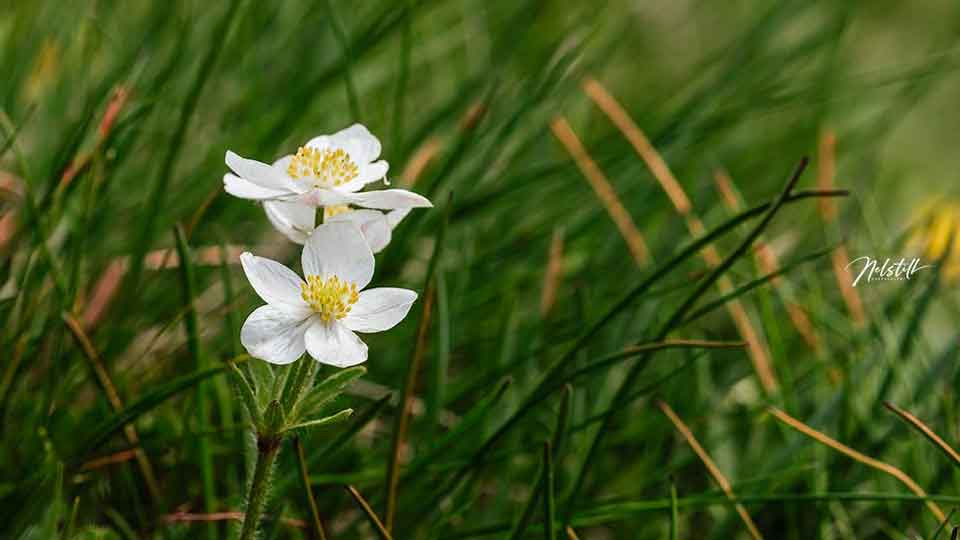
[174,225,216,540]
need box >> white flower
[224,123,432,211]
[263,200,410,253]
[239,221,417,367]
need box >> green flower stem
[239,436,282,540]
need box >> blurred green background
[3,1,960,539]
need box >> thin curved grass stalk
[561,158,811,525]
[346,485,395,540]
[768,407,945,522]
[713,168,823,352]
[294,437,327,540]
[550,116,650,267]
[543,442,556,540]
[669,478,679,540]
[385,193,452,531]
[582,77,776,392]
[657,400,763,540]
[818,129,866,326]
[123,0,245,302]
[884,401,960,469]
[931,508,958,540]
[62,313,160,501]
[174,225,216,540]
[419,181,846,522]
[540,227,565,318]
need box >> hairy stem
[239,437,282,540]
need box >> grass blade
[294,437,328,540]
[884,401,960,469]
[346,485,394,540]
[123,0,245,301]
[321,0,362,121]
[562,158,810,524]
[657,400,762,539]
[768,406,946,522]
[174,225,216,540]
[543,441,556,540]
[62,313,160,501]
[385,193,452,530]
[77,361,242,459]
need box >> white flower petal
[225,151,294,192]
[343,287,417,333]
[304,134,332,152]
[240,305,311,365]
[329,210,392,253]
[264,200,315,244]
[334,124,382,162]
[339,160,390,193]
[301,221,374,289]
[224,174,288,200]
[343,189,433,210]
[272,155,293,170]
[240,252,310,315]
[307,124,381,164]
[386,208,411,229]
[298,188,351,207]
[304,321,368,367]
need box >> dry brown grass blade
[713,168,740,210]
[582,77,691,214]
[0,171,23,251]
[785,303,821,351]
[401,138,440,187]
[565,525,582,540]
[768,406,946,522]
[713,169,822,352]
[550,115,650,266]
[295,437,328,540]
[582,77,778,393]
[400,99,486,188]
[385,285,436,531]
[80,244,250,330]
[346,485,395,540]
[817,129,865,326]
[884,401,960,468]
[657,400,764,540]
[540,226,565,317]
[817,129,838,223]
[831,244,866,327]
[79,449,139,471]
[59,85,129,190]
[63,313,161,501]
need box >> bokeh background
[3,1,960,539]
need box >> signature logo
[846,256,934,287]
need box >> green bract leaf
[247,359,276,410]
[230,363,262,429]
[283,408,354,434]
[263,400,286,437]
[297,366,366,417]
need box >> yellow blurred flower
[910,201,960,281]
[24,38,60,101]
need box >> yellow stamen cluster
[301,274,359,322]
[287,146,359,187]
[324,205,352,220]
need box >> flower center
[324,205,352,220]
[301,274,359,322]
[287,146,359,187]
